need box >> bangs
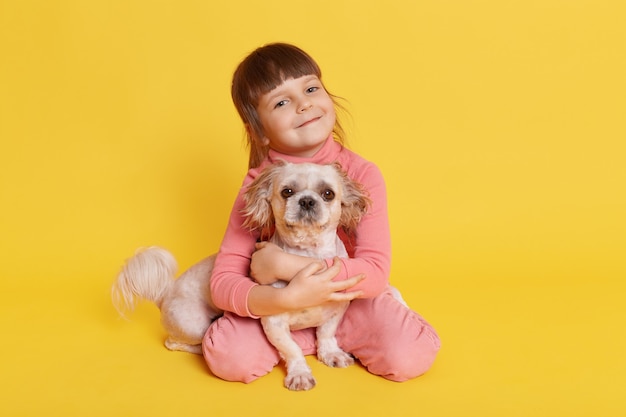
[233,43,322,108]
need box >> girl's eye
[306,86,319,94]
[322,189,335,201]
[275,100,288,108]
[281,188,294,199]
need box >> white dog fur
[112,161,374,389]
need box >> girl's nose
[298,101,313,113]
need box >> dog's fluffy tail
[112,246,177,317]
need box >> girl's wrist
[248,284,292,316]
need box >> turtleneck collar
[266,134,342,166]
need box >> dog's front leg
[261,316,316,391]
[316,302,354,368]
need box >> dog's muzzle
[295,196,321,223]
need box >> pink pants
[202,287,441,383]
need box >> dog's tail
[112,246,178,317]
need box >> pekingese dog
[111,161,371,390]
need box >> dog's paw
[285,372,316,391]
[318,349,354,368]
[164,338,202,355]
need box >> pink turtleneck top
[210,136,391,318]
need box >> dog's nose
[299,197,316,210]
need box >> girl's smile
[298,115,322,128]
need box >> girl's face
[255,75,336,158]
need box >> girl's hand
[251,241,311,285]
[249,241,283,284]
[282,257,365,311]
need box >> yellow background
[1,1,625,416]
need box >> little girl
[203,43,440,383]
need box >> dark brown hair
[231,43,346,168]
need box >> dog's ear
[241,163,283,235]
[333,162,372,234]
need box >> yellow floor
[2,1,625,416]
[1,262,624,416]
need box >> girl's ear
[245,123,271,148]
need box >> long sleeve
[209,184,261,317]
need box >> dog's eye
[321,189,335,201]
[281,188,294,199]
